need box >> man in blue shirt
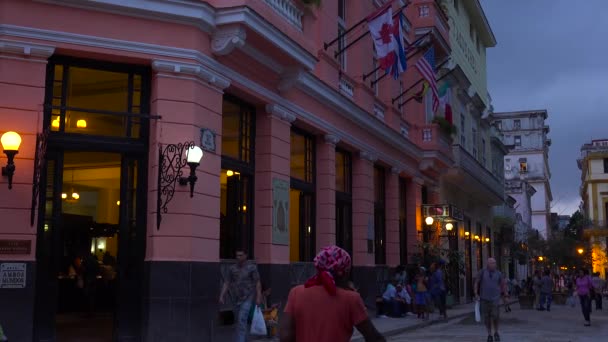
[474,258,508,342]
[382,281,406,317]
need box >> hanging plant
[432,116,457,136]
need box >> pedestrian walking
[219,249,262,342]
[414,266,430,320]
[532,271,542,310]
[575,269,594,326]
[539,270,554,311]
[591,272,605,310]
[474,258,508,342]
[430,261,448,320]
[279,246,385,342]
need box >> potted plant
[432,116,457,136]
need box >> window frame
[337,0,347,71]
[419,5,430,17]
[335,148,353,257]
[514,135,522,147]
[514,119,521,130]
[374,165,387,265]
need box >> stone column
[352,151,376,266]
[406,178,424,262]
[386,168,401,266]
[146,59,229,341]
[316,134,339,249]
[0,40,54,342]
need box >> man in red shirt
[279,246,385,342]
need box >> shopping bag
[474,300,481,323]
[250,306,267,336]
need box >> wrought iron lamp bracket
[156,141,194,230]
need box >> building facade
[492,110,552,238]
[432,0,505,303]
[578,139,608,278]
[0,0,474,340]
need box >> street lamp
[445,222,454,231]
[179,145,204,198]
[425,216,434,226]
[485,237,490,243]
[577,248,584,255]
[538,256,544,261]
[1,131,22,190]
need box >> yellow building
[578,139,608,278]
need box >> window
[336,149,352,256]
[374,166,386,265]
[290,129,316,262]
[514,119,521,129]
[220,96,256,259]
[472,127,477,158]
[46,59,148,139]
[495,120,502,130]
[519,158,528,173]
[514,135,522,146]
[399,178,408,265]
[604,158,608,173]
[337,0,347,71]
[481,138,486,166]
[460,114,466,146]
[419,5,429,17]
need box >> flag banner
[438,82,453,124]
[367,4,397,71]
[387,12,407,79]
[415,47,439,113]
[414,82,429,103]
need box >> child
[415,267,429,320]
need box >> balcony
[445,144,504,204]
[263,0,304,30]
[410,0,450,49]
[419,124,452,157]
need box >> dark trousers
[595,293,603,310]
[540,292,552,310]
[580,294,591,321]
[383,299,404,317]
[433,292,447,316]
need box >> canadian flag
[367,3,397,71]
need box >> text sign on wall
[0,240,31,255]
[0,263,26,288]
[272,178,289,245]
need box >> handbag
[250,306,268,336]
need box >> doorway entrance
[34,56,150,341]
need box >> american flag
[415,47,439,113]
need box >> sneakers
[494,333,501,341]
[584,320,591,327]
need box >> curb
[351,300,518,341]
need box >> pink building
[0,0,455,340]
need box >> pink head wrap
[304,246,352,295]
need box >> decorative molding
[324,134,340,146]
[412,177,425,185]
[266,103,296,123]
[373,103,385,121]
[391,167,402,175]
[359,151,378,163]
[211,25,246,56]
[240,44,284,74]
[152,59,231,90]
[0,39,55,57]
[0,24,421,176]
[339,76,354,97]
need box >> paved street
[390,304,608,342]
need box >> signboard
[0,240,31,255]
[200,128,216,153]
[422,204,464,221]
[272,178,289,245]
[0,263,26,288]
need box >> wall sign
[0,263,26,288]
[200,128,216,153]
[272,178,289,245]
[0,240,31,255]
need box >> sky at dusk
[480,0,608,216]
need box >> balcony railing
[451,144,504,200]
[264,0,304,30]
[419,124,452,156]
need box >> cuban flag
[367,3,397,72]
[387,12,407,80]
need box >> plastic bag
[474,300,481,323]
[250,306,267,336]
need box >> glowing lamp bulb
[61,193,67,199]
[445,223,454,231]
[226,170,234,177]
[71,192,80,200]
[425,216,434,225]
[76,119,87,128]
[1,131,22,151]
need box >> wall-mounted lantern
[157,141,204,230]
[425,216,434,225]
[445,222,454,231]
[179,145,204,198]
[1,131,22,190]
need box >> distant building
[578,139,608,278]
[491,110,552,238]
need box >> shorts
[480,300,499,321]
[415,292,428,306]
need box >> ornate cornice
[211,25,246,56]
[359,151,378,163]
[152,59,231,90]
[266,103,296,123]
[391,167,402,175]
[0,39,55,58]
[324,134,340,146]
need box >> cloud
[480,0,608,215]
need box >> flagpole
[369,43,428,87]
[391,57,451,104]
[362,32,431,81]
[334,3,408,58]
[398,65,456,108]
